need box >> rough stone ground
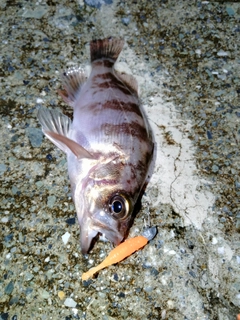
[0,0,239,319]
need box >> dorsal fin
[114,70,138,95]
[58,67,87,107]
[90,37,124,63]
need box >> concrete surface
[0,0,240,319]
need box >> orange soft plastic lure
[82,226,157,281]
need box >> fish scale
[38,37,154,254]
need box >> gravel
[0,0,239,319]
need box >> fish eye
[109,195,129,219]
[112,200,123,214]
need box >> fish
[82,226,157,280]
[38,37,154,254]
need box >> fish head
[79,188,134,254]
[74,159,137,254]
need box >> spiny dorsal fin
[114,70,138,95]
[58,67,87,107]
[90,37,124,63]
[38,108,93,159]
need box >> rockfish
[38,37,154,253]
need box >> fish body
[38,37,154,253]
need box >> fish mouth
[80,218,124,254]
[80,225,98,254]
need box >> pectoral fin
[45,131,93,159]
[38,108,93,159]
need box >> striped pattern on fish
[38,37,154,254]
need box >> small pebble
[35,181,43,188]
[226,7,235,16]
[84,0,113,9]
[47,195,56,208]
[22,6,49,19]
[64,297,77,308]
[9,296,19,305]
[218,247,225,255]
[1,217,9,223]
[10,134,19,142]
[58,291,65,300]
[235,182,240,189]
[5,281,14,295]
[25,272,34,281]
[0,163,7,175]
[26,127,43,147]
[46,154,53,161]
[6,253,11,259]
[122,17,130,26]
[4,234,13,242]
[62,232,71,245]
[217,50,228,57]
[207,130,212,139]
[0,313,9,320]
[212,165,219,173]
[195,49,201,55]
[25,287,33,295]
[11,186,19,195]
[40,289,50,299]
[66,217,76,225]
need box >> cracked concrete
[146,91,215,229]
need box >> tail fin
[90,37,124,63]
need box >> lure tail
[82,234,151,281]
